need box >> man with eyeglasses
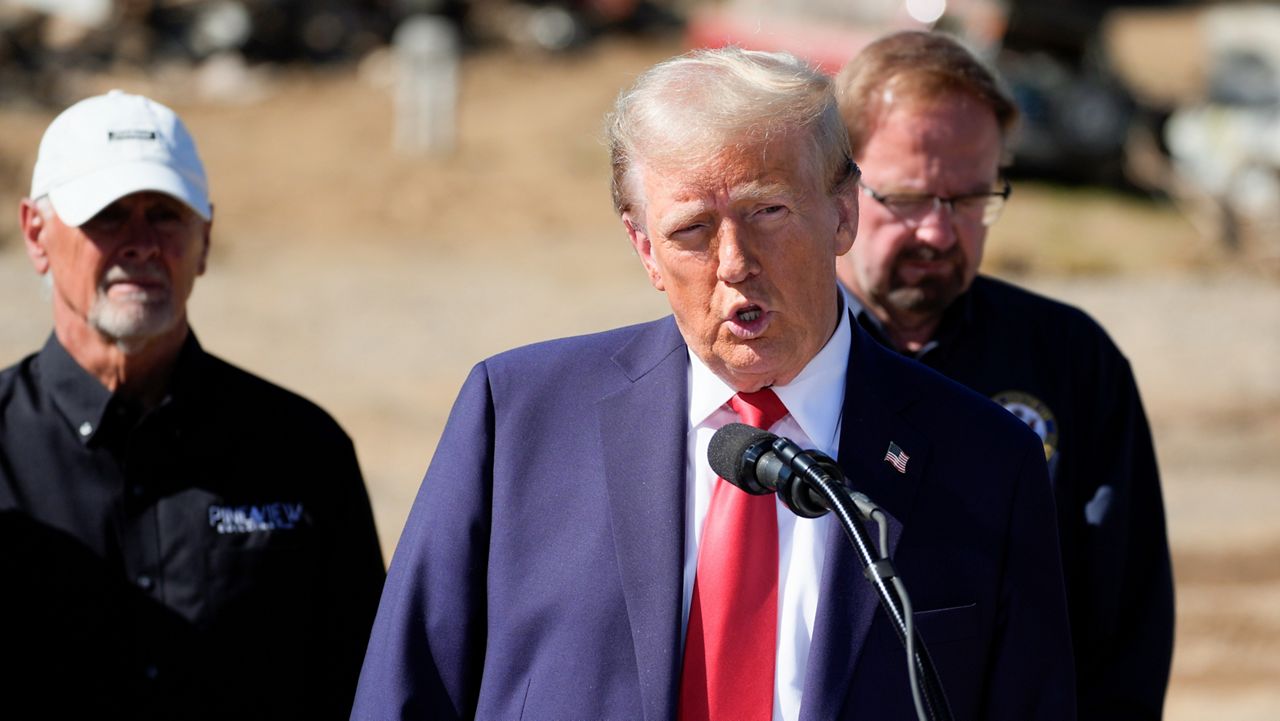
[835,31,1174,720]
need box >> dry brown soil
[1,37,1276,719]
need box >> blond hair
[606,47,855,216]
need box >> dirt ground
[1,36,1277,719]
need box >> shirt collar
[36,332,201,445]
[688,295,852,447]
[38,334,115,445]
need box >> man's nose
[117,215,163,260]
[716,221,759,284]
[914,201,959,250]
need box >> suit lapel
[800,320,933,720]
[598,318,690,721]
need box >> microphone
[707,422,954,721]
[707,423,881,520]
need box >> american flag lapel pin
[883,442,909,474]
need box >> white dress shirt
[681,309,851,721]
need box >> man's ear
[832,179,859,256]
[623,212,664,292]
[20,198,51,275]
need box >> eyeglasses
[859,179,1012,228]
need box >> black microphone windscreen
[708,423,774,483]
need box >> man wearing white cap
[0,91,386,720]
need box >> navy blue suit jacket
[352,316,1075,720]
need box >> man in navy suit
[352,47,1075,720]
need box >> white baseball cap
[30,90,212,227]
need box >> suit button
[137,575,154,591]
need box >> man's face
[624,132,857,391]
[23,191,210,348]
[838,93,1002,324]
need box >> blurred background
[1,1,1277,718]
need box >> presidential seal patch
[992,390,1058,464]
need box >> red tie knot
[730,388,788,431]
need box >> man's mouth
[726,304,770,339]
[901,244,960,265]
[104,266,167,289]
[897,246,958,281]
[102,274,169,301]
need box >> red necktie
[679,388,789,721]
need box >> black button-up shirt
[0,333,385,720]
[849,275,1175,720]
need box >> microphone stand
[771,438,954,721]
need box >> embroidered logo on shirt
[208,503,306,534]
[992,390,1059,463]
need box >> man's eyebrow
[657,203,711,233]
[654,179,803,232]
[730,180,794,202]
